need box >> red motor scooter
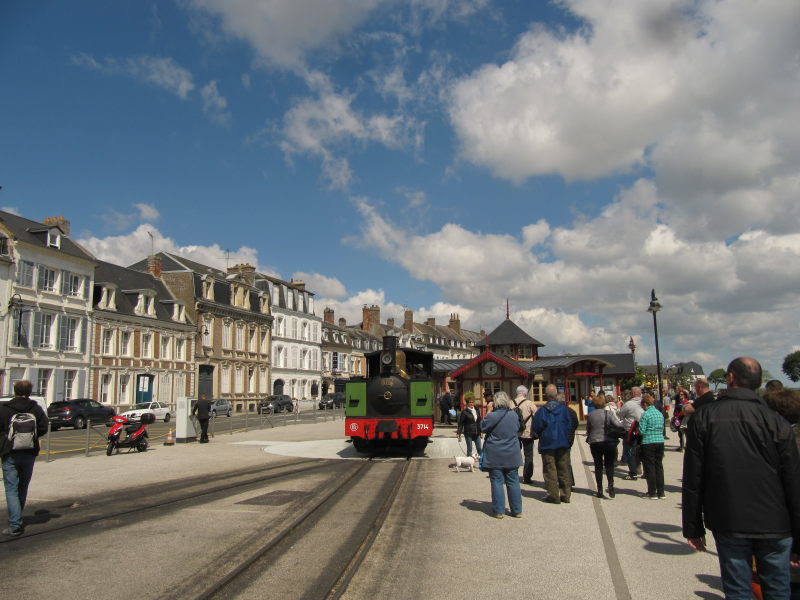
[106,413,154,455]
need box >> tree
[621,365,646,391]
[782,351,800,382]
[708,368,726,390]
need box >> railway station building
[434,318,635,420]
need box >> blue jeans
[489,468,522,516]
[712,533,792,600]
[2,452,37,531]
[464,434,481,457]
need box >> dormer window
[259,293,269,314]
[100,286,118,311]
[133,291,156,317]
[202,275,214,301]
[171,303,186,322]
[0,236,8,255]
[47,228,61,248]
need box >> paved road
[38,408,343,461]
[0,418,769,599]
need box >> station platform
[2,418,731,599]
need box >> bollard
[85,419,91,456]
[229,411,234,435]
[244,408,248,432]
[210,415,215,439]
[46,419,52,462]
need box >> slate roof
[0,210,95,262]
[474,319,545,348]
[94,260,193,326]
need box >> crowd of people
[451,357,800,598]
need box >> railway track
[170,459,413,600]
[0,457,331,544]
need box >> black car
[318,392,346,410]
[258,395,293,414]
[48,399,116,430]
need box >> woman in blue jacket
[480,391,523,519]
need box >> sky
[2,0,800,383]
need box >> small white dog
[453,456,475,472]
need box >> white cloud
[350,192,800,385]
[0,206,20,216]
[291,272,348,298]
[73,53,195,99]
[78,224,273,274]
[99,203,160,232]
[200,80,232,125]
[134,203,160,222]
[186,0,385,71]
[280,79,423,189]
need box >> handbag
[604,411,627,440]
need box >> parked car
[47,399,116,430]
[120,401,172,423]
[257,395,293,414]
[210,399,232,417]
[0,395,47,413]
[318,392,346,410]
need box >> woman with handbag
[585,394,626,498]
[479,391,523,519]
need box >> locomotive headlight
[380,352,393,365]
[383,391,392,400]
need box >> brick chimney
[448,313,461,333]
[338,318,347,328]
[362,305,380,332]
[227,264,255,286]
[404,309,414,333]
[43,215,70,235]
[147,254,162,279]
[324,307,334,324]
[387,317,395,327]
[426,317,435,326]
[291,279,306,291]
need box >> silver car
[210,399,232,417]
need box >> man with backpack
[0,380,49,537]
[513,385,537,485]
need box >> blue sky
[3,0,800,383]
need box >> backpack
[8,409,37,451]
[512,400,528,434]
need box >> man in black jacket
[192,394,212,443]
[682,357,800,599]
[0,380,49,537]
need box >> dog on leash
[453,456,475,472]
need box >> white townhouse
[0,213,96,404]
[255,274,322,401]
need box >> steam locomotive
[345,336,434,453]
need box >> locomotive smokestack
[380,336,398,374]
[382,336,397,352]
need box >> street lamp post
[7,293,28,346]
[647,289,663,402]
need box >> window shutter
[76,370,87,398]
[57,314,67,350]
[61,270,70,295]
[84,276,91,299]
[79,318,88,353]
[54,370,66,402]
[32,311,43,347]
[37,266,46,290]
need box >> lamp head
[647,289,662,314]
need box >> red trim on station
[449,350,529,379]
[345,418,434,440]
